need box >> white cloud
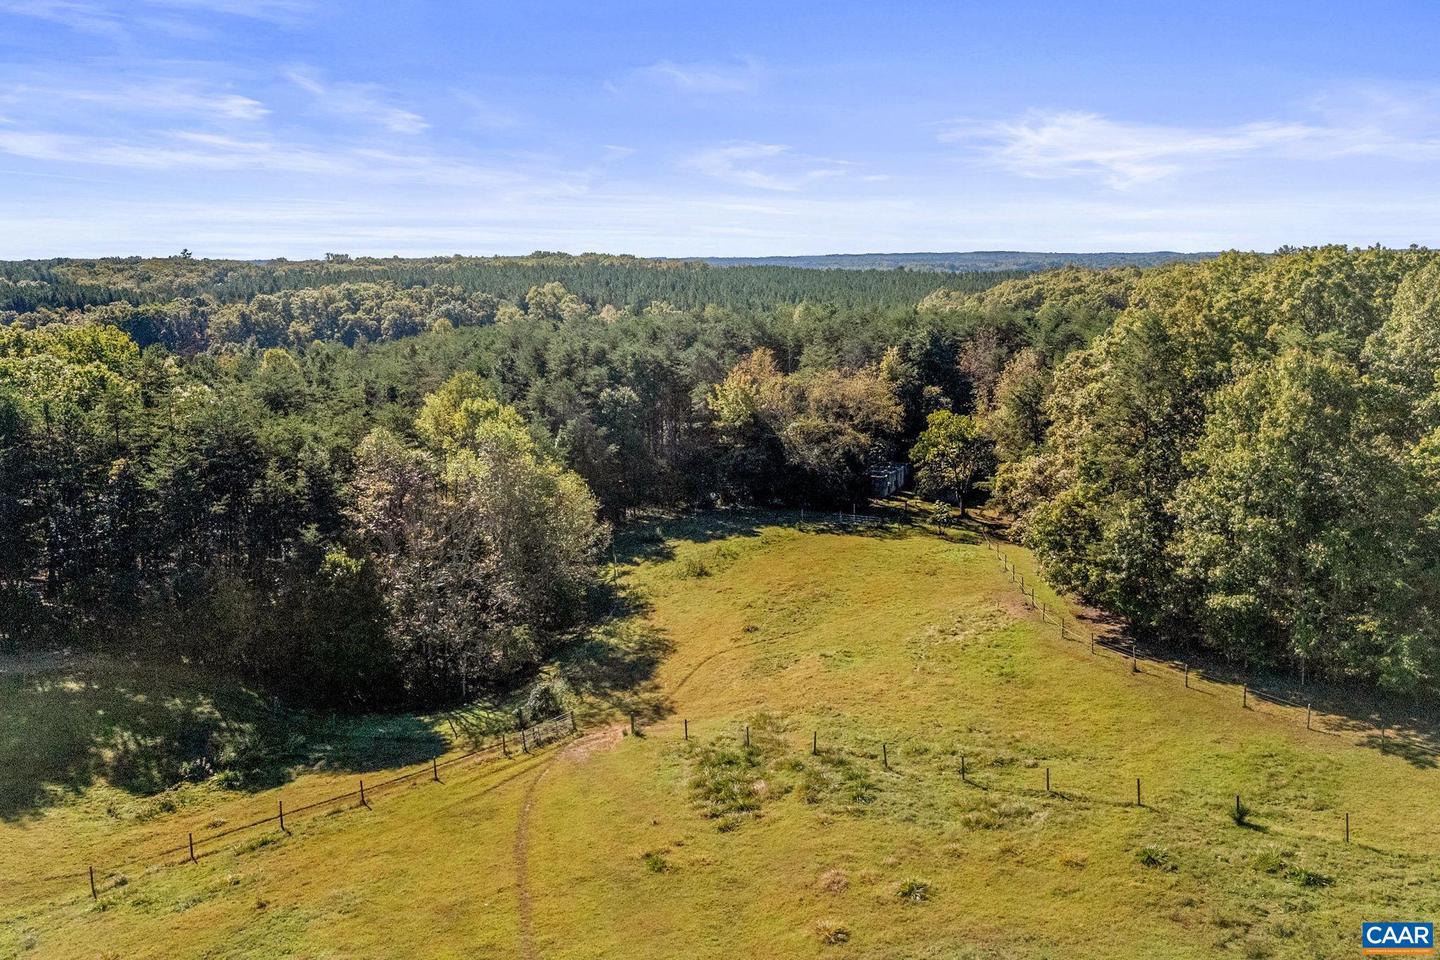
[0,127,586,190]
[685,142,849,191]
[0,0,311,38]
[7,81,268,121]
[144,0,310,19]
[939,111,1320,187]
[286,68,428,135]
[621,57,764,95]
[452,91,521,130]
[940,107,1440,188]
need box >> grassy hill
[4,512,1437,958]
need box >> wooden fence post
[1345,812,1350,843]
[189,832,196,863]
[812,731,818,755]
[360,779,366,807]
[521,728,529,754]
[1306,704,1311,730]
[683,718,688,740]
[432,757,439,782]
[744,725,750,747]
[501,732,508,757]
[1184,663,1189,688]
[1136,778,1142,807]
[570,711,577,733]
[630,712,636,735]
[882,743,889,769]
[1045,767,1050,792]
[89,866,97,901]
[960,755,967,782]
[279,800,285,833]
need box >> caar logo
[1363,923,1435,955]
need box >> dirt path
[512,727,621,960]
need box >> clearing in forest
[4,513,1438,959]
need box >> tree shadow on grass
[0,655,447,823]
[613,505,919,568]
[556,622,674,718]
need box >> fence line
[648,714,1369,855]
[976,531,1440,762]
[75,711,576,898]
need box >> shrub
[1137,845,1176,871]
[677,557,711,579]
[814,918,851,945]
[897,878,932,902]
[1249,847,1332,888]
[689,739,765,821]
[641,850,669,874]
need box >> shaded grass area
[0,658,447,822]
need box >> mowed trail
[512,726,624,960]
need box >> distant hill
[684,250,1217,272]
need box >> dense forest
[0,253,1017,318]
[692,250,1215,272]
[5,247,1440,705]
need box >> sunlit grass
[4,512,1438,958]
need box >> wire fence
[73,711,577,901]
[643,712,1373,856]
[977,531,1440,763]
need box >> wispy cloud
[0,127,583,190]
[5,80,268,121]
[618,57,765,95]
[939,111,1318,187]
[0,0,311,39]
[685,142,849,191]
[452,91,521,130]
[939,107,1440,188]
[286,68,428,135]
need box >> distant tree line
[0,252,1019,316]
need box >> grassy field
[4,512,1439,958]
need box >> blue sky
[3,0,1440,258]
